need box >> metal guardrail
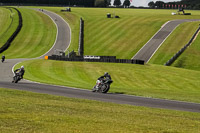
[165,25,200,66]
[78,18,84,57]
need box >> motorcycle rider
[94,72,112,91]
[12,66,25,83]
[98,72,112,81]
[1,55,5,63]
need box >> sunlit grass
[37,7,200,59]
[172,30,200,71]
[149,21,200,65]
[0,8,56,58]
[0,7,18,48]
[16,59,200,103]
[1,88,200,132]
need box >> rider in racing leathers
[12,66,25,82]
[95,72,112,91]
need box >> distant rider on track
[1,55,5,63]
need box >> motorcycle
[12,73,22,83]
[92,79,113,93]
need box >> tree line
[0,0,131,7]
[0,0,95,7]
[148,0,200,10]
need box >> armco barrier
[78,18,84,57]
[165,25,200,66]
[0,7,22,53]
[47,55,145,65]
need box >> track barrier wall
[47,55,145,65]
[165,25,200,66]
[78,18,84,57]
[0,7,22,53]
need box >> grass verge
[16,59,200,103]
[0,7,19,48]
[0,8,56,58]
[0,88,200,132]
[149,21,200,65]
[172,31,200,71]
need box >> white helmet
[21,66,24,69]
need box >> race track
[0,8,200,113]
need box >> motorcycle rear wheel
[101,84,110,93]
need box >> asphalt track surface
[132,19,200,63]
[0,9,200,113]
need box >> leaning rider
[12,66,25,82]
[1,55,5,63]
[98,72,112,82]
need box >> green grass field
[0,7,19,48]
[38,8,200,59]
[0,88,200,132]
[149,21,200,65]
[16,59,200,103]
[0,8,56,58]
[172,32,200,71]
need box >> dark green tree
[155,1,164,8]
[104,0,111,7]
[95,0,111,7]
[113,0,121,7]
[148,1,155,8]
[95,0,105,7]
[123,0,130,7]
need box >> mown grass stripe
[0,8,56,58]
[149,22,200,65]
[1,87,200,132]
[16,59,200,103]
[172,30,200,71]
[0,7,18,48]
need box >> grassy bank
[149,21,200,65]
[0,88,199,132]
[16,59,200,103]
[0,8,56,58]
[0,7,19,48]
[172,32,200,71]
[42,8,200,59]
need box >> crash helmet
[21,66,24,70]
[104,72,108,76]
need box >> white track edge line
[131,21,170,59]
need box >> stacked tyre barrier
[78,18,84,57]
[0,7,22,53]
[47,55,145,65]
[165,25,200,66]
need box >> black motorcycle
[92,79,113,93]
[12,73,22,83]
